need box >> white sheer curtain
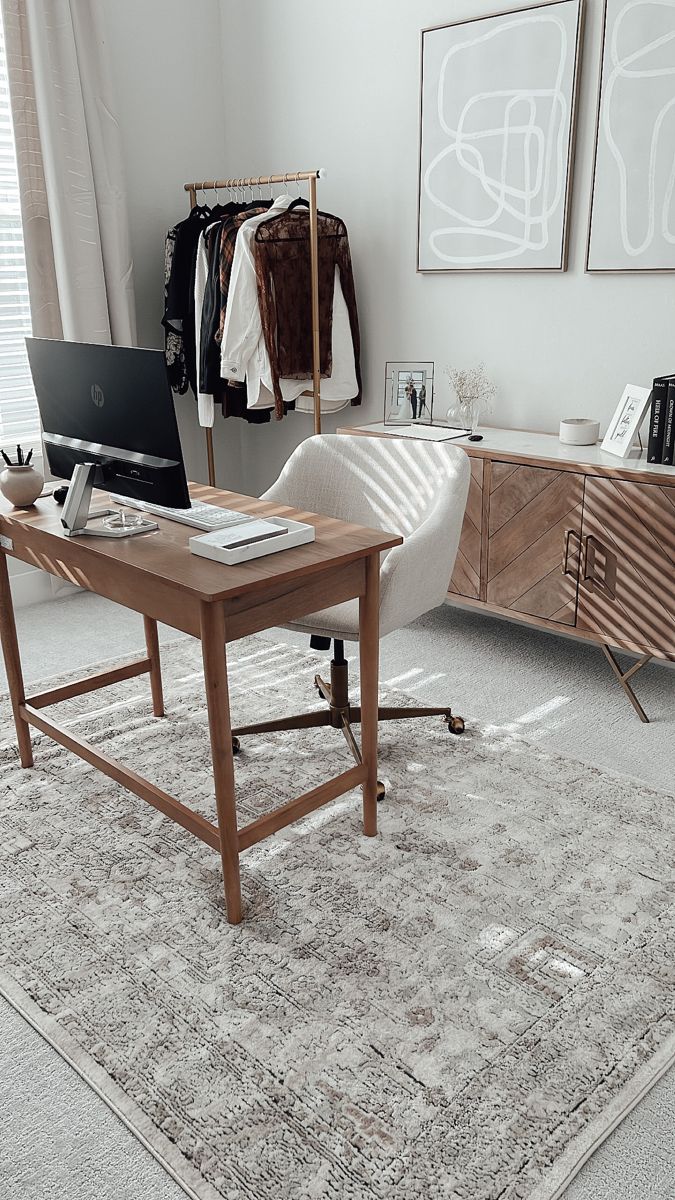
[0,0,136,345]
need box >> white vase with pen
[0,445,43,507]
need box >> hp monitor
[26,339,190,537]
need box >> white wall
[39,0,674,505]
[98,0,246,492]
[219,0,675,495]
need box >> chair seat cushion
[284,597,403,642]
[284,599,360,642]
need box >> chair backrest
[263,434,470,636]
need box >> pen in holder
[0,444,43,507]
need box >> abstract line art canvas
[417,1,584,272]
[587,0,675,271]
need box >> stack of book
[648,375,675,464]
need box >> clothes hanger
[286,173,309,211]
[235,179,253,212]
[243,179,265,211]
[209,183,232,220]
[192,184,212,217]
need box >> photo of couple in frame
[384,361,434,425]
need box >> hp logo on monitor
[91,383,105,408]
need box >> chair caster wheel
[232,736,241,755]
[376,781,386,802]
[447,715,465,735]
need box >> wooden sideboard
[338,424,675,721]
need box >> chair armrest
[378,457,470,637]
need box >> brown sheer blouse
[253,208,361,417]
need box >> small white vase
[446,396,481,433]
[0,464,44,507]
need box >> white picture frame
[417,0,585,272]
[384,362,434,425]
[600,384,652,458]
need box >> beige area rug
[0,635,673,1200]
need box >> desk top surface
[0,483,401,603]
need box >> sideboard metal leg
[601,644,651,723]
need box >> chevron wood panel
[449,458,483,600]
[577,477,675,656]
[487,464,583,625]
[488,464,561,534]
[490,461,519,490]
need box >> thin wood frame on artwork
[417,0,585,273]
[586,0,675,273]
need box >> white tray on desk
[189,516,315,566]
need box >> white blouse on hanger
[220,194,294,387]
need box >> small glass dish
[102,509,154,533]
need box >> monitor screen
[25,339,190,508]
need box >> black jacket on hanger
[163,205,212,394]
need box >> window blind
[0,9,40,452]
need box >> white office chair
[231,434,470,796]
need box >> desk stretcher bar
[20,694,366,856]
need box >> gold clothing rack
[183,168,326,487]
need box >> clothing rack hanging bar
[184,169,324,193]
[183,169,325,487]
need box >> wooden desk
[0,484,401,923]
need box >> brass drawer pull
[583,534,599,582]
[562,528,581,576]
[583,534,616,599]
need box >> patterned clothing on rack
[162,207,212,394]
[163,228,185,391]
[164,195,360,423]
[195,207,295,424]
[253,207,362,413]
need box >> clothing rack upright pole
[183,169,325,487]
[308,172,321,439]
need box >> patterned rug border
[1,638,674,1199]
[0,967,218,1200]
[1,964,674,1200]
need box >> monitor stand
[61,463,158,538]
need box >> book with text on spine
[647,375,675,463]
[662,379,675,465]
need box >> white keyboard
[109,495,253,532]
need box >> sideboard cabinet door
[449,457,483,599]
[577,476,675,656]
[486,463,584,625]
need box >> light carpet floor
[0,600,667,1200]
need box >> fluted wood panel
[577,477,675,656]
[449,458,483,600]
[487,464,583,625]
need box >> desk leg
[200,601,242,924]
[359,552,380,837]
[0,552,33,768]
[143,617,164,717]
